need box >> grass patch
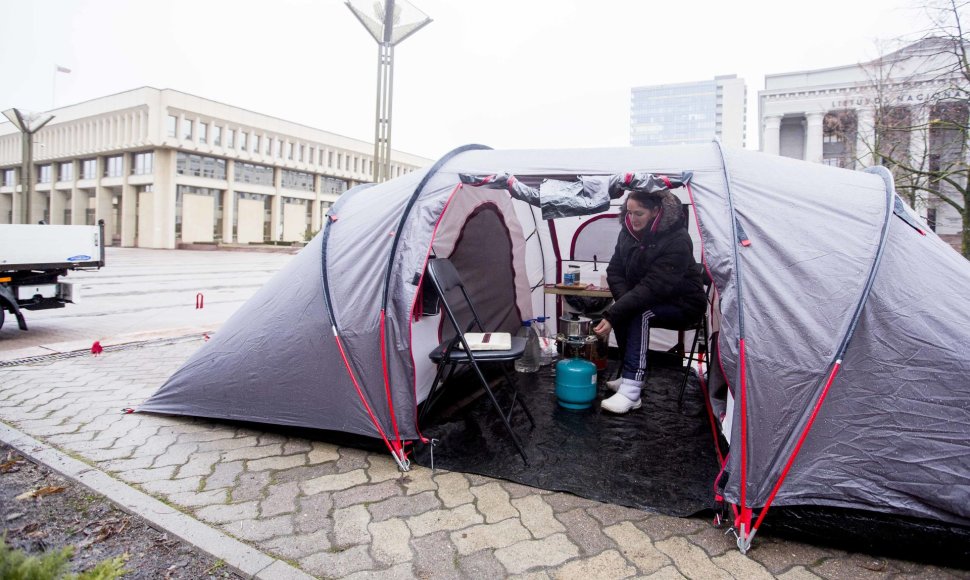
[0,535,128,580]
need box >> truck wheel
[0,305,5,331]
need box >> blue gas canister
[554,358,598,409]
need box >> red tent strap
[333,331,399,461]
[412,283,424,322]
[379,310,404,450]
[711,453,735,527]
[738,338,750,514]
[752,361,844,532]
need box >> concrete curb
[0,422,315,580]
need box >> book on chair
[459,332,512,351]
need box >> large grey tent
[140,143,970,550]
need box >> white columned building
[758,39,967,247]
[0,87,431,248]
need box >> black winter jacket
[604,191,706,326]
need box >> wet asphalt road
[0,247,295,360]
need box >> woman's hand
[593,319,612,339]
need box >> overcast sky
[0,0,932,160]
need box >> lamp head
[345,0,431,46]
[2,108,54,133]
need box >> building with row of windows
[0,87,431,248]
[759,39,966,244]
[630,75,747,148]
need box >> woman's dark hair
[626,189,665,210]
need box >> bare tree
[857,0,970,258]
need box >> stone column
[153,149,177,249]
[910,105,931,210]
[1,187,13,225]
[50,162,72,224]
[910,105,930,167]
[311,174,322,234]
[120,182,137,247]
[270,167,282,242]
[224,159,235,243]
[49,187,65,225]
[762,116,781,155]
[10,168,22,223]
[94,184,112,234]
[805,113,825,164]
[70,178,84,226]
[855,108,875,168]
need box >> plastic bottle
[534,316,558,366]
[514,320,541,373]
[533,316,549,365]
[568,264,581,284]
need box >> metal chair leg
[500,365,535,428]
[420,359,461,423]
[469,362,529,464]
[677,315,708,410]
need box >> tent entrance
[411,186,533,405]
[412,359,721,517]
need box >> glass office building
[630,75,747,148]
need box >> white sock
[618,378,642,401]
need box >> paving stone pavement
[1,337,968,579]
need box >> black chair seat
[429,337,527,364]
[650,315,701,332]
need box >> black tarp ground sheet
[412,358,722,518]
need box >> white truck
[0,221,105,331]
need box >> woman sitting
[593,189,707,414]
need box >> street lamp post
[346,0,431,183]
[3,108,55,224]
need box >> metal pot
[558,313,592,339]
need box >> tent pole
[712,141,753,546]
[750,167,897,536]
[372,145,491,466]
[332,325,410,472]
[732,162,898,551]
[379,309,404,449]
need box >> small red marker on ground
[196,293,205,309]
[91,341,103,356]
[203,333,210,341]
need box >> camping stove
[556,312,608,369]
[554,330,599,410]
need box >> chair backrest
[427,258,463,294]
[426,258,485,337]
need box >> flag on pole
[55,65,71,74]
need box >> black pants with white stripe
[617,304,685,382]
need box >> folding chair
[675,277,715,409]
[420,258,535,463]
[615,268,713,410]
